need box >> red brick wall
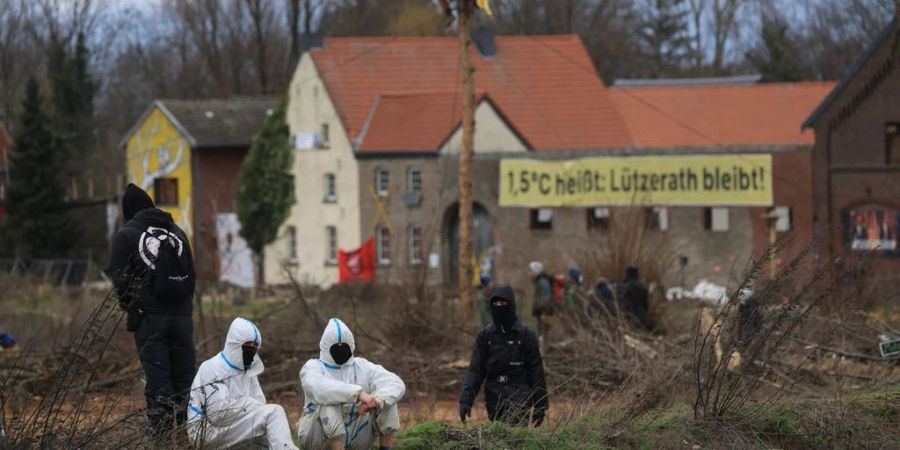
[810,31,900,272]
[750,150,815,267]
[193,147,249,281]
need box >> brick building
[265,33,831,292]
[803,17,900,270]
[121,97,277,284]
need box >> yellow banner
[499,154,773,207]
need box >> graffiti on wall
[216,213,255,287]
[124,107,193,238]
[843,206,900,257]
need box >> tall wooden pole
[457,0,475,318]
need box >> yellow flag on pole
[475,0,493,16]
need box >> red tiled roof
[609,82,835,148]
[357,92,463,152]
[310,35,632,152]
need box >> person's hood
[528,261,544,277]
[131,207,175,228]
[490,285,518,333]
[220,317,264,377]
[569,266,583,284]
[625,265,640,281]
[738,282,755,303]
[319,318,356,368]
[122,183,155,222]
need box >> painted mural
[124,107,193,239]
[216,213,255,288]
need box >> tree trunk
[457,1,475,320]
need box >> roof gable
[310,35,631,152]
[802,17,897,129]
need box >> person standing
[109,183,196,439]
[621,265,650,329]
[459,286,548,427]
[528,261,554,346]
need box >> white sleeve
[251,376,267,405]
[299,360,363,405]
[359,358,406,408]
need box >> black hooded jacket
[110,206,194,317]
[459,286,549,424]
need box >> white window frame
[409,225,423,265]
[326,226,337,264]
[376,225,391,265]
[324,173,336,203]
[653,207,669,231]
[376,169,390,196]
[318,122,330,148]
[407,168,422,194]
[286,225,298,262]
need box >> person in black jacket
[621,265,650,329]
[109,183,196,439]
[459,286,548,427]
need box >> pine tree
[49,33,95,173]
[639,0,693,77]
[236,99,295,281]
[2,78,79,258]
[747,17,810,82]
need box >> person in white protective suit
[297,318,405,450]
[187,317,299,449]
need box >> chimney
[471,26,496,57]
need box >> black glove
[533,410,545,427]
[459,403,472,423]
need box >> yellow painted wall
[124,106,194,239]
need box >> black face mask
[330,342,352,365]
[242,345,258,370]
[491,302,517,333]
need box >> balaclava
[242,343,258,370]
[122,183,155,221]
[490,285,518,333]
[625,265,640,282]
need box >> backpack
[137,223,195,304]
[551,275,566,305]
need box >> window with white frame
[530,208,553,229]
[772,206,793,232]
[704,207,729,232]
[409,225,423,265]
[376,169,390,196]
[324,173,336,202]
[376,225,391,265]
[286,226,298,261]
[587,207,610,229]
[646,207,669,231]
[407,168,422,194]
[326,226,337,263]
[319,123,330,148]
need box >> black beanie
[122,183,154,221]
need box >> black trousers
[133,313,196,436]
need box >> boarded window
[153,178,178,206]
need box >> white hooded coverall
[187,318,298,450]
[297,318,406,450]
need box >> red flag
[338,237,376,283]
